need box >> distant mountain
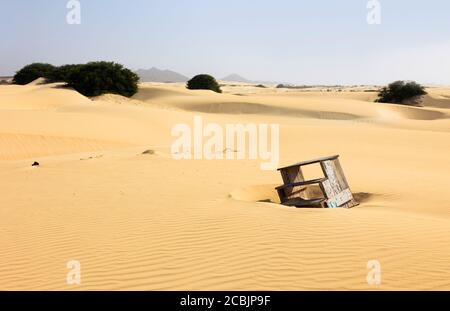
[221,74,282,86]
[0,76,13,85]
[221,74,251,83]
[136,67,189,83]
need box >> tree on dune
[376,81,427,105]
[64,61,139,97]
[187,74,222,93]
[13,63,55,85]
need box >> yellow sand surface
[0,81,449,290]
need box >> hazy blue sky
[1,0,450,84]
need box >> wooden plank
[275,178,327,190]
[277,155,339,170]
[279,166,306,201]
[280,166,305,184]
[320,159,357,208]
[332,158,358,208]
[326,188,353,208]
[277,188,287,203]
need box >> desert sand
[0,80,449,290]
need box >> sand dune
[0,82,92,110]
[375,104,448,121]
[0,82,449,290]
[133,84,194,101]
[422,88,450,109]
[132,84,449,125]
[0,133,126,161]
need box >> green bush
[376,81,427,104]
[46,64,83,83]
[187,74,222,93]
[13,63,55,85]
[65,61,139,97]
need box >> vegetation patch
[187,74,222,93]
[376,81,427,105]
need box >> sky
[1,0,450,85]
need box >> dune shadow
[353,192,375,203]
[182,102,361,120]
[231,184,381,208]
[378,104,449,120]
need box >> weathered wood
[275,178,327,190]
[333,158,358,208]
[276,155,358,209]
[278,155,339,171]
[320,158,358,208]
[280,166,304,184]
[279,165,305,203]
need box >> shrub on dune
[376,81,427,104]
[46,64,83,83]
[65,61,139,97]
[187,74,222,93]
[13,63,56,85]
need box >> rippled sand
[0,81,449,290]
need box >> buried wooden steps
[276,155,358,209]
